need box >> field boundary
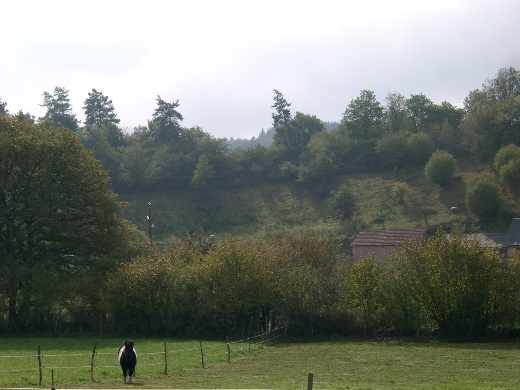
[0,388,282,390]
[0,329,284,387]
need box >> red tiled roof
[352,229,426,247]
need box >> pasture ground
[2,338,520,389]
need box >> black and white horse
[118,340,137,384]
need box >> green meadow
[2,338,520,389]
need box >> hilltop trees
[463,67,520,160]
[81,89,126,188]
[84,89,120,129]
[41,86,79,131]
[275,112,324,163]
[0,98,7,116]
[14,67,519,196]
[406,94,434,131]
[272,89,292,128]
[385,92,411,132]
[271,90,325,172]
[83,89,124,146]
[486,67,520,101]
[342,89,384,142]
[149,96,184,144]
[4,65,520,208]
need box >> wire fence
[0,328,285,386]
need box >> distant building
[463,218,520,257]
[352,229,427,261]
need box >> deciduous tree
[0,115,133,331]
[342,90,384,141]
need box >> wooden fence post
[90,344,97,382]
[307,372,314,390]
[226,342,231,363]
[51,368,55,390]
[199,341,205,369]
[164,342,168,375]
[37,345,42,387]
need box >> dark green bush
[465,176,502,221]
[107,230,349,337]
[390,233,506,337]
[348,257,383,335]
[425,150,456,186]
[329,183,356,220]
[499,158,520,193]
[407,132,434,165]
[494,144,520,172]
[376,133,409,168]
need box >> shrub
[268,229,350,336]
[425,150,456,186]
[107,231,350,337]
[329,183,356,220]
[348,257,383,335]
[407,132,434,165]
[376,133,408,168]
[378,260,423,335]
[499,158,520,193]
[392,233,505,337]
[465,176,502,221]
[494,144,520,172]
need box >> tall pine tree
[272,89,292,128]
[149,96,184,143]
[0,98,7,116]
[83,89,120,128]
[41,87,79,131]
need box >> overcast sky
[1,0,519,138]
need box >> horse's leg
[128,366,135,383]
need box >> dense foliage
[424,150,456,186]
[4,67,514,208]
[2,228,518,338]
[465,176,504,221]
[0,115,146,332]
[3,66,520,336]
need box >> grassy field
[120,169,466,243]
[2,338,520,389]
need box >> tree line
[104,230,520,339]
[2,217,520,339]
[2,66,520,335]
[1,67,519,199]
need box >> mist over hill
[226,122,339,151]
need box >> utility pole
[146,201,153,246]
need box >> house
[464,218,520,257]
[352,228,427,261]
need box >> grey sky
[1,0,519,138]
